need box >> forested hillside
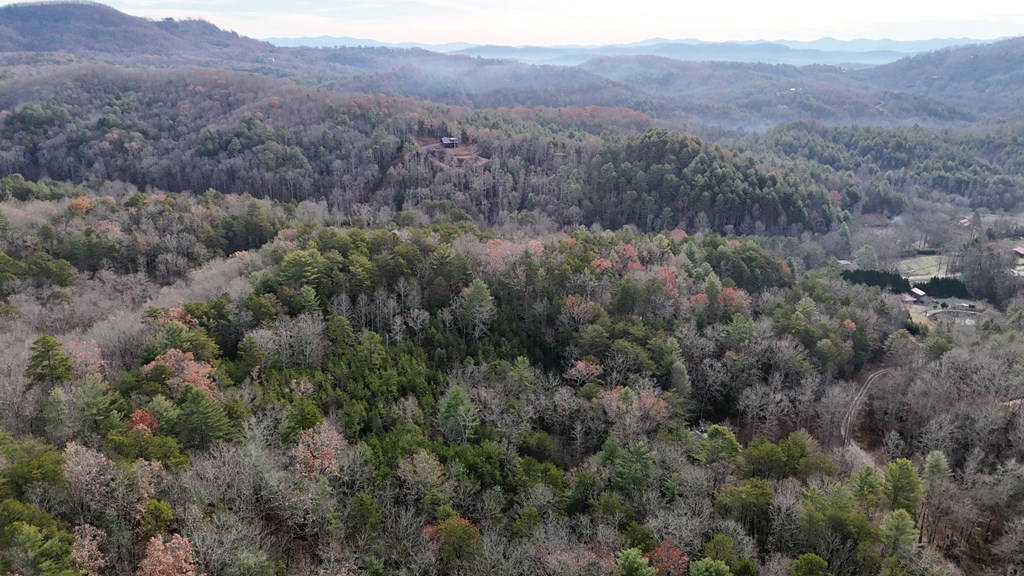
[1,3,1023,126]
[0,1,273,63]
[0,65,839,234]
[584,130,837,233]
[2,3,1024,576]
[1,185,1022,576]
[744,121,1024,211]
[857,38,1024,118]
[577,57,973,127]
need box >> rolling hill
[0,2,1020,127]
[0,1,273,61]
[856,37,1024,117]
[450,41,911,67]
[265,35,984,67]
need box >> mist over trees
[0,66,845,235]
[2,4,1024,576]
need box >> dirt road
[841,368,893,445]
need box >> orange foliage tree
[135,534,203,576]
[142,348,216,396]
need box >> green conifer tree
[24,335,72,391]
[175,387,236,449]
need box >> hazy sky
[32,0,1024,43]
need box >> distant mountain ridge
[263,35,475,52]
[450,42,910,67]
[774,37,987,52]
[1,1,1022,127]
[265,35,989,67]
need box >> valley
[0,3,1023,576]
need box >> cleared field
[897,255,951,280]
[908,305,935,329]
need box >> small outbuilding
[1014,246,1024,257]
[911,287,927,298]
[440,137,459,148]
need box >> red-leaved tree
[142,348,216,396]
[602,386,670,441]
[292,421,349,478]
[135,534,203,576]
[129,409,158,434]
[719,287,751,314]
[564,359,604,385]
[646,540,689,576]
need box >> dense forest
[2,3,1024,576]
[1,183,1023,576]
[0,65,841,234]
[743,122,1024,212]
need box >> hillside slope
[0,64,839,234]
[578,55,973,127]
[1,2,1021,126]
[0,1,273,62]
[856,37,1024,117]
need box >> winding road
[841,368,893,445]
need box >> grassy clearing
[897,255,950,279]
[908,305,935,329]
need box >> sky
[20,0,1024,44]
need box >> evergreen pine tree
[24,335,73,391]
[174,387,235,449]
